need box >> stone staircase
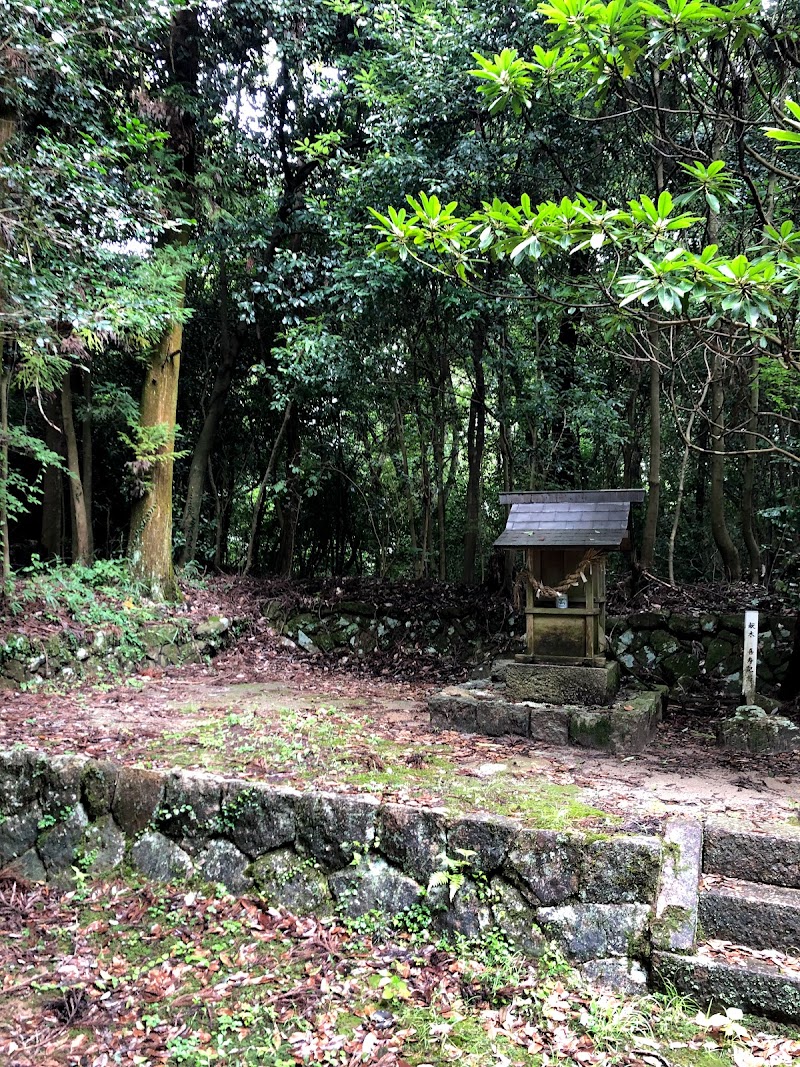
[652,821,800,1022]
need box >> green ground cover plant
[0,872,797,1066]
[133,702,612,829]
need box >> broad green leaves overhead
[369,180,795,331]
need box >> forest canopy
[2,0,800,597]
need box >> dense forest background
[2,0,800,600]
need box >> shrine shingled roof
[493,490,645,550]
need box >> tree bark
[0,94,16,589]
[640,337,661,572]
[0,368,10,585]
[179,259,240,566]
[740,353,761,582]
[709,356,741,580]
[392,395,421,577]
[463,319,487,585]
[128,7,198,599]
[128,294,185,597]
[40,393,63,559]
[243,399,293,576]
[61,372,91,565]
[81,367,93,559]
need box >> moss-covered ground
[126,699,612,830]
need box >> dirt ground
[2,640,798,833]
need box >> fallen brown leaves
[1,876,800,1067]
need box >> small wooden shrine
[494,490,645,666]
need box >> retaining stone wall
[607,611,792,694]
[272,598,515,659]
[0,746,664,989]
[0,616,233,689]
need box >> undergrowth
[1,873,794,1067]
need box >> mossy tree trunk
[61,370,91,565]
[128,292,185,598]
[128,7,198,599]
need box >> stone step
[703,822,800,888]
[699,877,800,953]
[652,947,800,1023]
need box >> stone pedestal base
[427,683,665,755]
[492,660,621,705]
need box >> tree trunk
[0,95,16,589]
[640,339,661,572]
[392,396,421,577]
[128,297,185,597]
[81,367,93,559]
[709,356,741,580]
[179,259,241,566]
[780,614,800,701]
[0,368,10,586]
[40,395,64,560]
[128,7,197,599]
[740,353,761,582]
[243,399,294,576]
[61,372,91,565]
[463,319,487,585]
[668,373,711,586]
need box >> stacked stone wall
[0,747,662,988]
[608,612,792,694]
[0,616,233,688]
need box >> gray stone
[704,823,800,888]
[198,839,252,894]
[0,748,40,814]
[652,818,702,952]
[3,659,26,684]
[580,835,662,904]
[505,830,583,905]
[581,957,648,993]
[296,792,378,871]
[195,616,230,639]
[329,858,423,918]
[705,637,735,673]
[652,951,800,1024]
[448,813,520,875]
[131,831,194,882]
[491,878,545,957]
[112,767,166,835]
[247,848,332,915]
[569,690,663,755]
[296,630,318,653]
[80,816,126,873]
[431,878,492,939]
[716,707,800,754]
[40,754,87,808]
[651,630,679,656]
[156,771,222,849]
[428,689,478,733]
[76,647,90,662]
[221,782,298,857]
[667,615,703,638]
[498,661,620,705]
[81,760,118,819]
[38,805,89,873]
[538,903,650,963]
[1,848,46,882]
[698,878,800,953]
[0,810,41,864]
[475,699,530,737]
[529,707,571,745]
[378,804,446,884]
[661,651,702,684]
